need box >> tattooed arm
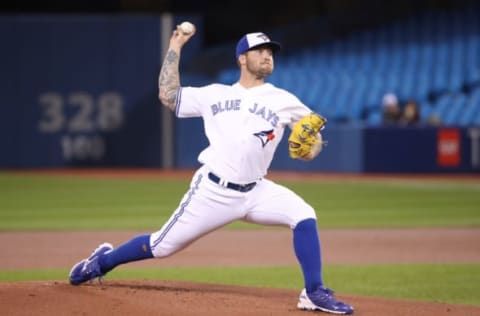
[158,24,196,111]
[158,49,180,111]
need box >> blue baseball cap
[235,32,281,59]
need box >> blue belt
[208,172,257,192]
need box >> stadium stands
[217,5,480,126]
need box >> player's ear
[238,54,247,66]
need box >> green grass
[1,264,479,306]
[0,174,186,230]
[282,180,480,227]
[0,172,479,306]
[0,173,479,230]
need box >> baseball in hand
[179,21,194,35]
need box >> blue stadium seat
[457,96,479,126]
[367,111,382,126]
[215,5,480,126]
[433,94,455,121]
[443,94,467,125]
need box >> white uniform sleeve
[283,92,316,129]
[176,84,224,118]
[175,86,204,118]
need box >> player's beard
[246,59,273,79]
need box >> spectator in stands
[399,99,421,126]
[381,93,401,125]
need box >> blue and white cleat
[69,242,113,285]
[297,287,354,314]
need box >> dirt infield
[1,228,479,269]
[1,228,479,315]
[2,280,480,316]
[1,169,480,315]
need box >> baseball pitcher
[69,23,354,315]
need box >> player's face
[245,46,274,78]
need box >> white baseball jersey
[175,82,312,183]
[150,82,317,258]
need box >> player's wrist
[168,44,182,54]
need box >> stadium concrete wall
[1,15,479,173]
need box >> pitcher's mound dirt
[1,280,479,316]
[1,228,480,315]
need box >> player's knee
[298,206,317,220]
[294,217,317,230]
[291,205,317,228]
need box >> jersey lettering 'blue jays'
[211,99,280,127]
[176,83,311,183]
[210,99,241,115]
[248,103,280,128]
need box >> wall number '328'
[38,92,124,133]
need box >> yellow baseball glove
[288,113,327,160]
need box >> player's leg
[243,179,354,314]
[148,168,248,258]
[243,178,323,291]
[70,167,245,285]
[92,175,241,275]
[92,167,223,274]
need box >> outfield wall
[363,126,480,173]
[176,120,480,174]
[1,15,479,173]
[0,15,202,167]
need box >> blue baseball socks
[96,223,322,290]
[99,234,153,273]
[293,218,323,293]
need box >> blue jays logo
[253,129,275,147]
[257,33,270,41]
